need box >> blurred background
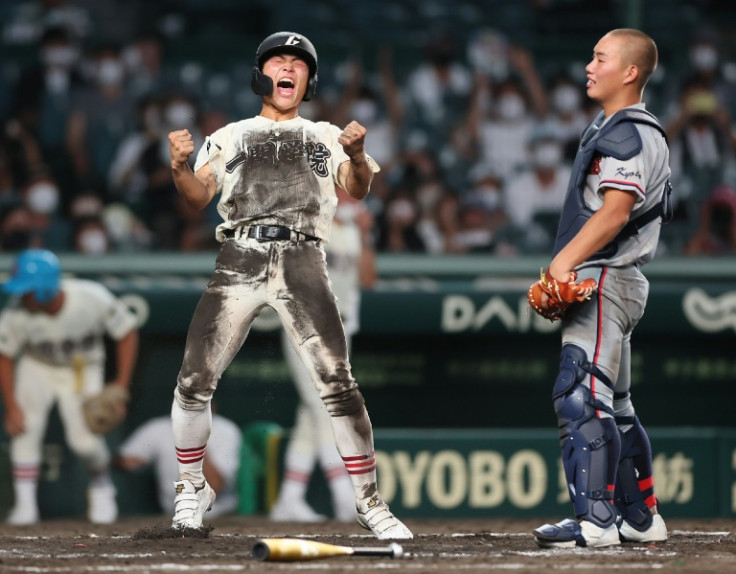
[0,0,735,521]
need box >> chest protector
[552,108,673,260]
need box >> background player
[115,400,242,519]
[0,249,139,525]
[166,31,412,540]
[529,29,670,548]
[270,188,377,523]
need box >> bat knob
[389,542,404,559]
[252,541,269,561]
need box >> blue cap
[2,249,61,303]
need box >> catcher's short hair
[251,31,318,101]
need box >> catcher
[0,249,139,525]
[527,29,670,548]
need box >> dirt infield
[0,515,734,573]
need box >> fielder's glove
[527,267,598,322]
[82,385,130,434]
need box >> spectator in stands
[684,183,736,255]
[672,27,736,118]
[0,204,36,252]
[66,42,136,196]
[453,196,498,254]
[331,47,403,172]
[2,0,92,45]
[100,202,153,253]
[19,170,71,250]
[546,72,589,162]
[403,30,473,159]
[121,31,167,99]
[9,25,85,196]
[464,38,547,182]
[107,94,164,215]
[72,216,110,255]
[666,78,735,232]
[115,404,242,519]
[375,188,426,253]
[503,122,571,253]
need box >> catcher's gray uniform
[546,103,671,534]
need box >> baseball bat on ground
[252,538,404,561]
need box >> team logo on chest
[225,139,331,177]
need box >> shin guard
[554,345,620,528]
[615,415,657,531]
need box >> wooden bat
[252,538,404,562]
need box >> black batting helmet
[251,32,318,101]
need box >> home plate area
[0,516,733,573]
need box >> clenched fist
[169,129,195,169]
[338,121,367,159]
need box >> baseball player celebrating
[527,29,670,547]
[0,249,139,525]
[167,31,412,540]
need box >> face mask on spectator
[473,185,502,211]
[552,85,581,114]
[45,68,70,93]
[26,182,60,214]
[97,59,124,87]
[467,30,509,81]
[387,198,416,224]
[122,45,142,72]
[42,46,77,68]
[690,45,718,72]
[350,99,378,125]
[165,102,196,127]
[497,94,526,120]
[532,142,563,169]
[78,229,109,254]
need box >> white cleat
[88,484,118,524]
[269,498,327,523]
[534,518,620,548]
[172,479,216,529]
[619,514,668,543]
[356,496,413,540]
[6,504,39,526]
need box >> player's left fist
[338,120,367,158]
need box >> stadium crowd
[2,0,736,257]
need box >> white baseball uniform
[0,278,138,470]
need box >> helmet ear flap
[303,72,318,101]
[251,66,274,97]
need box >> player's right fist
[169,129,194,168]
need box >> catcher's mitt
[527,267,598,321]
[82,385,130,434]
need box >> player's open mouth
[277,78,295,96]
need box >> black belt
[225,225,318,242]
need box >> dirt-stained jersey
[0,278,138,367]
[194,115,379,243]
